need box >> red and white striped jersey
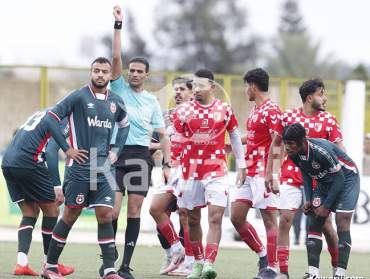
[245,99,283,177]
[280,107,343,187]
[173,99,238,180]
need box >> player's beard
[195,94,203,102]
[312,99,326,111]
[92,79,109,89]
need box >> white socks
[171,241,184,254]
[17,252,28,266]
[104,268,116,276]
[335,267,346,276]
[308,266,319,276]
[258,249,267,258]
[185,255,194,265]
[165,248,172,259]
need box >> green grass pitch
[0,242,369,278]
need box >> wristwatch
[163,162,172,168]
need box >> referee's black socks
[121,218,140,269]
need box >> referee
[110,6,171,279]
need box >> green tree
[266,0,344,79]
[279,0,306,34]
[347,64,368,80]
[153,0,260,73]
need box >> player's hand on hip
[314,205,330,218]
[236,168,246,187]
[65,148,88,164]
[113,5,123,21]
[109,151,118,164]
[54,187,64,207]
[302,201,312,215]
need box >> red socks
[328,245,339,268]
[157,219,179,246]
[190,240,204,261]
[266,229,278,268]
[183,226,194,256]
[277,245,289,273]
[205,243,219,263]
[237,222,265,253]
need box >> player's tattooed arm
[112,5,123,80]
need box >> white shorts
[177,176,229,210]
[230,176,278,209]
[154,166,182,195]
[278,184,303,210]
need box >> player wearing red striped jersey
[149,77,195,276]
[230,68,282,279]
[266,79,344,279]
[174,69,246,279]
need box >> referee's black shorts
[115,145,154,197]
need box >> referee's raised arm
[112,5,123,80]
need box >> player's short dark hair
[194,69,214,81]
[243,68,269,92]
[282,123,306,143]
[299,78,325,102]
[91,57,111,68]
[172,77,193,90]
[129,57,150,72]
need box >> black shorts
[2,165,55,203]
[312,173,360,212]
[115,145,154,197]
[63,178,115,208]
